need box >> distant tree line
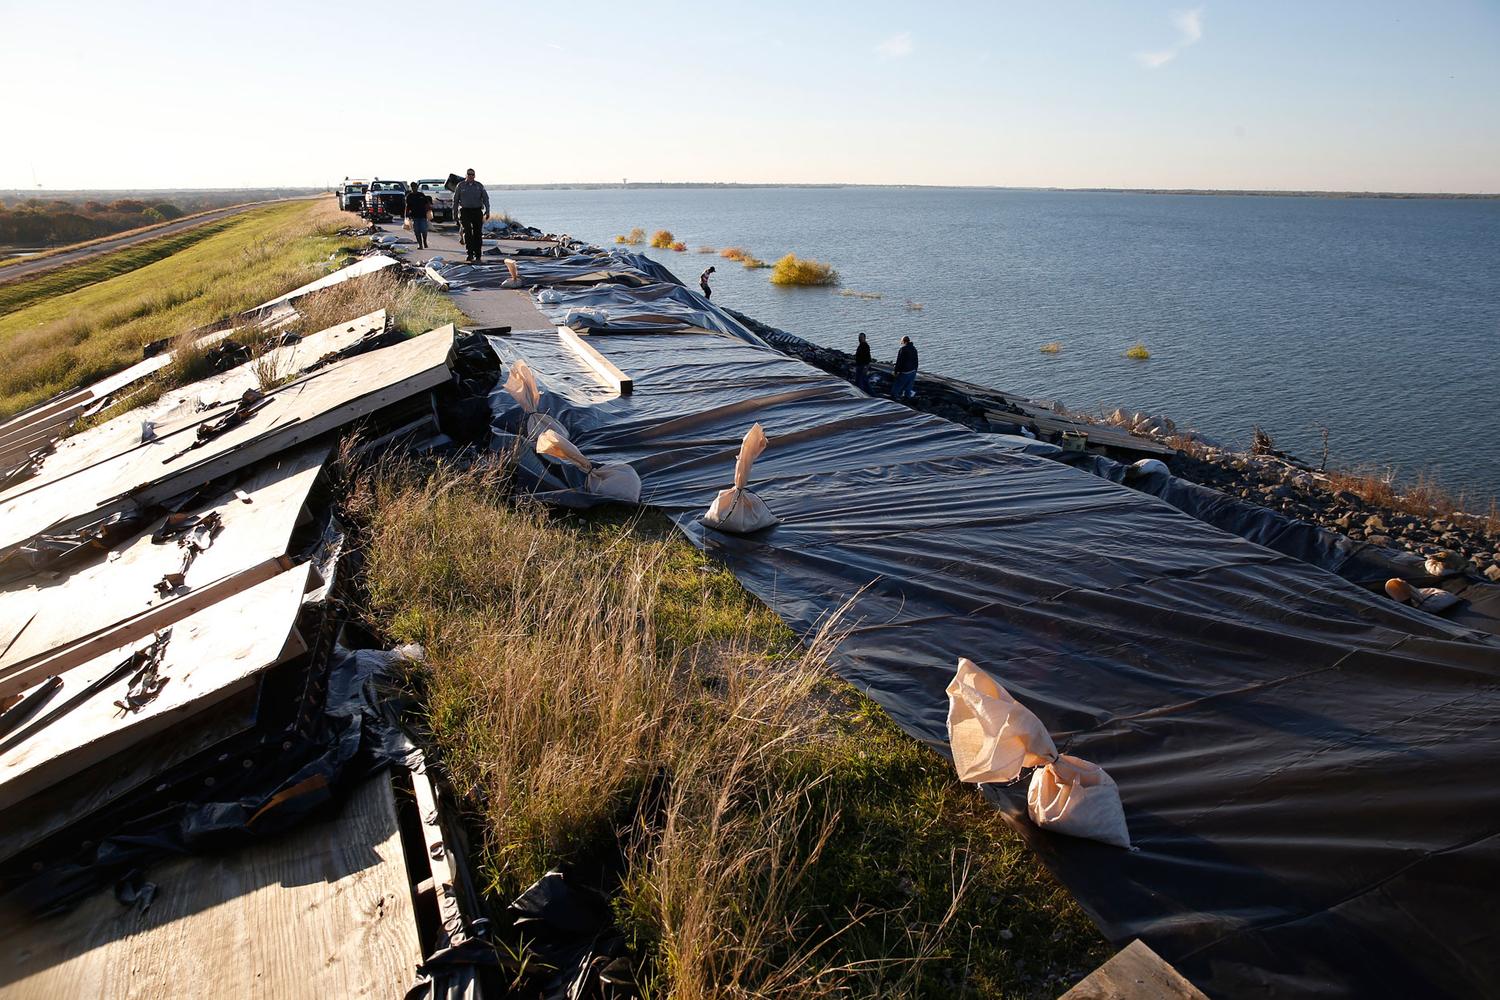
[0,198,187,247]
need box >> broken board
[0,445,326,699]
[0,563,311,811]
[0,771,422,999]
[249,254,398,313]
[5,310,385,497]
[0,325,453,554]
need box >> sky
[2,0,1497,193]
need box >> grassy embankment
[359,461,1107,998]
[0,199,460,422]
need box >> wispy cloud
[1134,7,1203,68]
[875,32,913,58]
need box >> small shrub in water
[904,299,924,311]
[1040,342,1063,354]
[720,247,752,262]
[614,227,645,246]
[649,229,675,249]
[1125,342,1151,360]
[695,246,717,254]
[742,257,770,269]
[770,254,839,286]
[669,241,687,252]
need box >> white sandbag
[946,657,1131,849]
[1128,458,1170,484]
[535,429,641,503]
[1425,551,1466,577]
[538,288,565,303]
[703,423,779,533]
[946,657,1056,783]
[1385,578,1461,613]
[563,307,608,330]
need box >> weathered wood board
[0,563,311,810]
[4,310,385,498]
[249,254,398,313]
[0,772,423,999]
[558,325,632,395]
[1061,940,1209,1000]
[0,445,326,696]
[0,325,453,554]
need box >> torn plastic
[703,423,778,533]
[507,870,632,1000]
[947,658,1130,848]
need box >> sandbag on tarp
[535,429,641,503]
[485,322,1500,999]
[532,281,769,347]
[428,251,670,291]
[703,423,778,533]
[1071,452,1430,588]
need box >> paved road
[0,196,323,286]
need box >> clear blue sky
[2,0,1497,192]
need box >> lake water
[488,186,1500,498]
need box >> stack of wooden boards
[0,315,459,1000]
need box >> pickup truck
[413,179,455,222]
[362,179,407,222]
[337,179,368,213]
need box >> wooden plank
[558,325,632,395]
[0,772,423,1000]
[0,326,453,555]
[408,749,465,948]
[249,254,399,313]
[0,564,311,810]
[0,689,257,863]
[986,408,1177,457]
[1061,940,1209,999]
[0,445,326,696]
[4,310,385,498]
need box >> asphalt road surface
[0,197,322,286]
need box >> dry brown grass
[770,255,839,287]
[359,460,1107,997]
[720,247,753,262]
[281,268,460,339]
[615,228,647,246]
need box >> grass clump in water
[837,289,882,300]
[770,254,839,287]
[357,460,1107,998]
[695,246,717,254]
[669,240,687,252]
[1039,342,1063,354]
[1125,342,1151,360]
[649,229,676,249]
[615,227,646,246]
[720,247,752,262]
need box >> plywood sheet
[0,563,311,810]
[0,445,325,690]
[7,310,385,496]
[250,254,398,312]
[0,772,422,999]
[0,326,453,554]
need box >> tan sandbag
[703,423,779,533]
[535,429,641,503]
[525,411,568,441]
[1386,577,1461,613]
[946,657,1056,783]
[946,657,1131,849]
[505,360,541,413]
[1426,551,1466,577]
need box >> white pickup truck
[413,179,454,223]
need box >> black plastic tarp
[484,291,1500,996]
[534,280,769,346]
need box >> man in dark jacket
[853,331,872,392]
[405,182,432,249]
[453,168,490,263]
[699,265,716,299]
[893,336,918,400]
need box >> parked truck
[413,179,455,222]
[337,178,368,213]
[362,179,407,222]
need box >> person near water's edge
[700,266,716,299]
[893,336,918,400]
[405,182,432,250]
[854,332,872,392]
[454,168,490,263]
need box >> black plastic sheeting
[429,251,683,292]
[534,280,770,346]
[486,313,1500,997]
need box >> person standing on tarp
[854,331,872,392]
[454,168,490,263]
[699,265,716,299]
[405,182,432,250]
[893,336,918,400]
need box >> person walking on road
[405,182,432,250]
[699,265,716,299]
[853,331,872,392]
[893,336,919,400]
[454,168,490,263]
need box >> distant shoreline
[4,184,1496,201]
